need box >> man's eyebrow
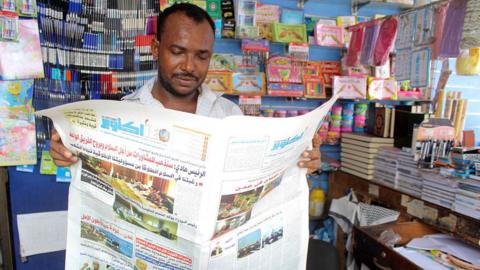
[169,44,186,50]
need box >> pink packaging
[274,110,287,117]
[314,24,344,47]
[267,56,303,83]
[346,25,365,66]
[374,17,398,66]
[287,110,299,117]
[367,78,398,100]
[333,76,367,99]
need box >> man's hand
[298,133,321,174]
[50,129,78,167]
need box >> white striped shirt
[121,77,242,118]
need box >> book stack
[340,133,394,180]
[373,147,399,189]
[454,176,480,219]
[396,150,422,197]
[421,171,458,209]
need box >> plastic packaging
[373,17,398,66]
[309,188,325,218]
[360,21,381,66]
[346,25,365,66]
[455,48,480,75]
[377,228,402,247]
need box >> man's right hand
[50,129,78,167]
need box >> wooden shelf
[331,171,480,247]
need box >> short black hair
[157,3,215,40]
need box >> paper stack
[340,133,394,180]
[421,171,458,209]
[453,175,480,219]
[396,150,422,197]
[373,147,400,189]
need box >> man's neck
[152,80,199,114]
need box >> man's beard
[158,70,200,97]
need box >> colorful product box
[304,62,321,76]
[204,71,233,93]
[235,25,259,39]
[232,72,266,94]
[318,61,341,87]
[304,75,326,98]
[281,8,304,25]
[267,82,304,97]
[209,53,236,71]
[367,77,398,100]
[333,76,367,99]
[207,0,222,19]
[314,24,344,47]
[255,3,280,40]
[272,23,307,43]
[267,56,303,83]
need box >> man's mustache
[173,73,199,81]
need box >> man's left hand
[298,133,322,174]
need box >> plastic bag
[456,48,480,75]
[373,17,398,66]
[439,0,468,57]
[360,21,381,66]
[346,25,365,66]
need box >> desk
[330,171,480,269]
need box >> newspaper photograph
[36,95,337,270]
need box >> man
[50,3,320,172]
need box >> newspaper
[37,96,337,270]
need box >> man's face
[153,12,214,97]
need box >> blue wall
[432,59,480,145]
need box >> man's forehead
[163,12,214,36]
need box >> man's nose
[181,54,195,73]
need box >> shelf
[351,0,413,15]
[223,93,431,104]
[331,171,480,248]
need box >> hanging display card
[413,7,435,46]
[410,47,431,88]
[395,49,412,81]
[395,12,415,50]
[0,19,43,80]
[0,80,36,166]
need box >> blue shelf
[214,38,342,59]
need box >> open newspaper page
[37,96,336,270]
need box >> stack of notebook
[454,176,480,219]
[421,171,458,209]
[340,133,394,180]
[396,150,422,197]
[374,147,400,188]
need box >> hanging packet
[432,3,448,59]
[346,24,365,66]
[456,48,480,75]
[360,20,380,66]
[439,0,467,57]
[0,10,19,41]
[373,17,397,66]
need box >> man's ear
[151,38,160,60]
